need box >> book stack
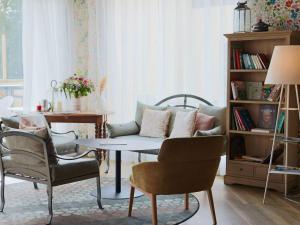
[232,107,255,131]
[231,47,269,70]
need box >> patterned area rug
[0,178,199,225]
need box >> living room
[0,0,300,225]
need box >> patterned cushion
[139,109,171,138]
[198,104,226,134]
[194,112,216,131]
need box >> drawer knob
[239,168,243,171]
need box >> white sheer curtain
[89,0,235,123]
[22,0,75,112]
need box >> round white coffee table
[74,138,162,199]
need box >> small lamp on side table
[263,45,300,203]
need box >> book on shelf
[273,165,300,174]
[258,105,277,130]
[267,84,281,102]
[246,82,263,100]
[232,107,255,131]
[231,47,269,70]
[231,81,247,100]
[250,128,273,133]
[276,112,285,133]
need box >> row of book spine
[232,48,269,70]
[232,107,255,131]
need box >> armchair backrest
[157,136,224,193]
[0,130,52,182]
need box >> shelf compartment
[230,100,279,105]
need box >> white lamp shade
[265,45,300,84]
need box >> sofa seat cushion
[52,135,77,155]
[113,135,163,155]
[51,158,98,184]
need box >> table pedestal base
[91,183,144,200]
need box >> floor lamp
[263,45,300,204]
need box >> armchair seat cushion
[52,135,77,155]
[113,135,163,155]
[51,158,98,184]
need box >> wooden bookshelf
[224,31,300,192]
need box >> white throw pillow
[139,109,171,138]
[169,110,197,138]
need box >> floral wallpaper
[250,0,300,30]
[73,0,89,74]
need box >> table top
[44,111,112,117]
[74,138,162,151]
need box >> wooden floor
[101,161,300,225]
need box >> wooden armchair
[128,136,224,225]
[0,130,102,225]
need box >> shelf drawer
[254,167,283,183]
[228,162,254,177]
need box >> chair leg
[128,186,135,217]
[47,185,53,225]
[185,193,189,210]
[207,189,217,225]
[151,194,158,225]
[96,176,103,209]
[105,152,110,174]
[138,153,142,163]
[0,174,5,212]
[33,182,38,190]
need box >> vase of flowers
[60,74,95,111]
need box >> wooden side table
[44,112,108,138]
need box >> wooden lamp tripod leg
[263,84,284,204]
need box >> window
[0,0,23,107]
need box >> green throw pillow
[106,121,140,138]
[135,101,167,127]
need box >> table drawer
[254,166,283,183]
[228,162,254,177]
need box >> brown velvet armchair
[128,136,224,225]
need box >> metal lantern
[234,1,251,32]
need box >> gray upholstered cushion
[194,126,223,136]
[51,158,98,183]
[113,135,163,155]
[106,121,139,138]
[198,104,226,134]
[1,116,19,129]
[52,135,77,155]
[135,101,167,127]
